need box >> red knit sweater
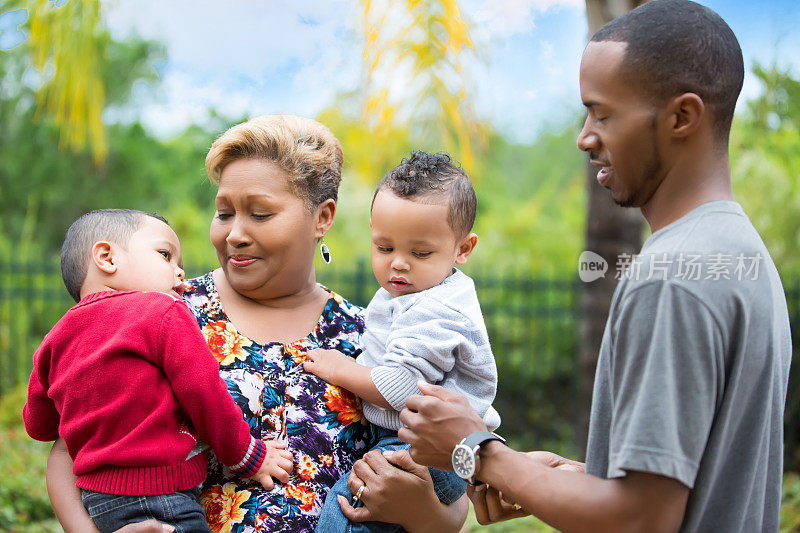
[23,291,266,495]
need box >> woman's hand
[337,449,467,532]
[46,438,103,533]
[468,483,528,525]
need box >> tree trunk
[576,0,649,457]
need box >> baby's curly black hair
[373,151,476,236]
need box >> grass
[461,509,556,532]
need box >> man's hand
[303,348,352,385]
[249,440,293,490]
[525,451,585,473]
[397,381,487,470]
[467,451,585,526]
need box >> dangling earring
[320,241,331,264]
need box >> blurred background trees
[1,0,798,441]
[0,0,798,528]
[2,0,796,273]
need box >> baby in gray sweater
[306,151,499,533]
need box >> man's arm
[477,442,688,532]
[398,383,688,533]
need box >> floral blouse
[183,273,372,533]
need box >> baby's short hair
[61,209,168,302]
[375,151,476,237]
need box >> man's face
[577,41,666,208]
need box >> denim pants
[315,426,466,533]
[81,487,212,533]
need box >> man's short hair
[61,209,169,302]
[591,0,744,142]
[374,151,476,237]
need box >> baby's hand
[249,440,293,490]
[303,348,351,385]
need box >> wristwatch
[451,430,506,485]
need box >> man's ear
[91,241,117,274]
[668,92,705,139]
[455,233,478,265]
[314,199,337,239]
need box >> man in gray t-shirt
[586,200,791,530]
[394,2,792,532]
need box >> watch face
[452,444,476,480]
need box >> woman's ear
[91,241,117,274]
[455,233,478,265]
[314,199,337,239]
[668,92,705,139]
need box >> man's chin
[608,189,633,208]
[614,196,637,208]
[607,185,642,208]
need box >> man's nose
[577,117,598,153]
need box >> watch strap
[461,430,506,451]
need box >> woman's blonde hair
[205,115,343,209]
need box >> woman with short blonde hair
[206,114,344,210]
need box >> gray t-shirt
[585,201,792,532]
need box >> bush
[782,472,800,532]
[0,386,57,530]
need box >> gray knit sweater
[357,269,501,431]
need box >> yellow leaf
[27,0,107,165]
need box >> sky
[1,0,799,143]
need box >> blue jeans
[81,487,212,533]
[315,426,466,533]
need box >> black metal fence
[2,260,798,466]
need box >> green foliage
[782,472,800,532]
[320,109,586,278]
[0,386,57,530]
[731,64,800,277]
[462,508,557,532]
[0,27,221,270]
[471,124,585,274]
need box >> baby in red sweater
[24,209,293,533]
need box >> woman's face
[210,158,321,301]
